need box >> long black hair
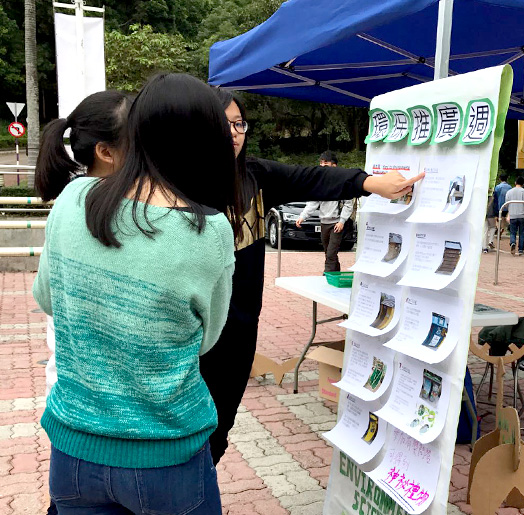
[85,73,243,248]
[35,90,131,202]
[213,88,257,216]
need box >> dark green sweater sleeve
[246,157,370,214]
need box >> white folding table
[276,275,519,445]
[275,275,518,391]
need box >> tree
[192,0,283,79]
[24,0,39,184]
[105,24,191,92]
[100,0,212,40]
[2,0,56,120]
[0,6,25,100]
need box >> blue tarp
[208,0,524,118]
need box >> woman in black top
[200,89,423,464]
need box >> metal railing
[0,196,53,213]
[0,164,47,258]
[0,196,50,205]
[269,207,283,278]
[0,200,46,256]
[494,199,524,285]
[0,247,42,257]
[0,221,46,229]
[0,165,37,174]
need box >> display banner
[54,13,106,120]
[323,65,513,515]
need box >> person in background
[295,150,354,272]
[201,88,425,466]
[35,90,132,515]
[482,194,497,253]
[493,174,512,233]
[505,176,524,255]
[33,73,243,514]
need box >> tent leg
[434,0,454,80]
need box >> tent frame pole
[434,0,454,80]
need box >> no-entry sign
[8,122,26,138]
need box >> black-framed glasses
[228,120,248,134]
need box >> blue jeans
[510,218,524,253]
[49,442,222,514]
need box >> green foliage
[0,0,56,121]
[240,92,369,158]
[191,0,283,79]
[0,186,36,197]
[105,24,192,92]
[171,0,213,40]
[0,0,518,170]
[101,0,211,40]
[263,151,366,170]
[0,6,25,98]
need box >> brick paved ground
[0,242,523,514]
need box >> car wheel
[268,218,279,248]
[343,241,355,251]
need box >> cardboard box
[307,340,345,403]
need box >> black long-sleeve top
[229,157,369,328]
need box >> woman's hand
[363,171,425,200]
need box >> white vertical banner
[323,65,513,515]
[54,13,106,120]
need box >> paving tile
[0,496,14,515]
[252,498,289,515]
[9,492,43,514]
[3,249,524,514]
[10,423,38,439]
[11,398,35,411]
[10,452,39,474]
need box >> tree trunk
[25,0,39,188]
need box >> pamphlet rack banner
[323,65,512,515]
[54,13,106,120]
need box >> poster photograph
[374,358,451,444]
[383,290,463,363]
[398,224,469,290]
[341,280,403,337]
[351,217,412,278]
[406,155,479,224]
[335,335,395,401]
[324,393,388,465]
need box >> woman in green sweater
[33,74,243,514]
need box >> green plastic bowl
[324,271,354,288]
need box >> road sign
[8,122,26,138]
[6,102,25,119]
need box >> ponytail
[35,118,80,202]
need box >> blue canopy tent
[208,0,524,118]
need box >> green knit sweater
[33,177,235,468]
